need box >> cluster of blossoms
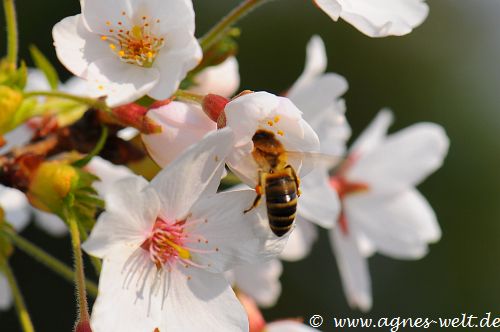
[0,0,449,331]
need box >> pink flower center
[140,217,219,271]
[141,218,191,269]
[329,156,369,235]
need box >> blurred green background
[1,0,500,331]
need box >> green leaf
[29,45,59,90]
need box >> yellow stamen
[101,36,108,41]
[277,130,284,136]
[164,238,191,260]
[274,115,281,123]
[105,21,111,26]
[109,44,116,50]
[147,51,153,59]
[267,120,274,126]
[119,50,125,57]
[131,25,143,40]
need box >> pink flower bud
[75,320,92,332]
[202,94,229,123]
[112,103,162,134]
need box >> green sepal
[29,45,59,90]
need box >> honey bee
[243,129,300,237]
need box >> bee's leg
[285,165,301,196]
[244,171,264,213]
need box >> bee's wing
[285,151,344,175]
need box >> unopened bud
[112,103,162,134]
[202,94,229,124]
[75,320,92,332]
[0,86,22,132]
[28,161,79,213]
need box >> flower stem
[1,262,35,332]
[174,89,205,104]
[3,0,18,66]
[199,0,270,53]
[66,208,90,324]
[23,91,111,112]
[1,228,98,297]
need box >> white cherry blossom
[314,0,429,37]
[301,110,449,311]
[52,0,202,106]
[287,35,350,230]
[224,91,320,187]
[83,129,287,332]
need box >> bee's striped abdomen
[265,174,297,237]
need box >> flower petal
[225,92,282,146]
[32,209,67,237]
[314,0,342,21]
[147,27,202,100]
[0,273,12,310]
[134,0,196,35]
[349,109,393,156]
[150,128,234,221]
[52,15,110,78]
[299,168,341,228]
[230,259,283,308]
[86,58,160,107]
[90,245,248,332]
[190,57,240,98]
[330,226,372,312]
[0,186,30,232]
[337,0,429,37]
[83,176,160,258]
[345,189,440,259]
[280,216,318,262]
[142,102,216,168]
[287,35,328,97]
[348,122,449,193]
[81,0,132,35]
[86,157,135,197]
[290,73,348,126]
[188,189,287,273]
[162,268,248,331]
